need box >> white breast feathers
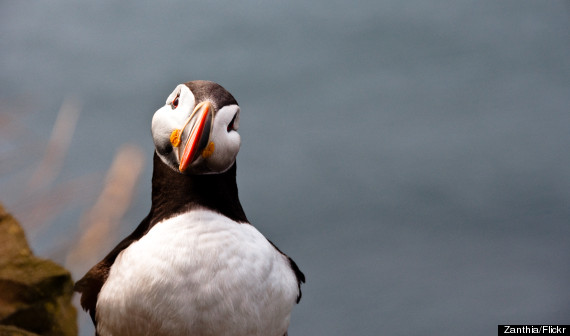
[96,209,298,336]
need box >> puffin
[74,80,305,336]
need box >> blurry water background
[1,1,569,335]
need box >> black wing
[267,239,305,303]
[74,214,152,325]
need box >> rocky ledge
[0,204,77,336]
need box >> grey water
[1,1,570,335]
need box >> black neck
[149,152,248,225]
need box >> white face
[151,84,241,174]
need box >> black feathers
[184,80,238,111]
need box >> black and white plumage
[74,80,305,336]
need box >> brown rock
[0,324,40,336]
[0,204,77,336]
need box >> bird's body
[75,81,304,336]
[97,209,298,336]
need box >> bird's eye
[172,95,180,109]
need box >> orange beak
[178,101,213,172]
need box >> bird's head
[151,80,241,175]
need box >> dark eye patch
[227,113,237,132]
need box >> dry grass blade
[66,144,145,274]
[26,97,81,193]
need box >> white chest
[96,210,298,336]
